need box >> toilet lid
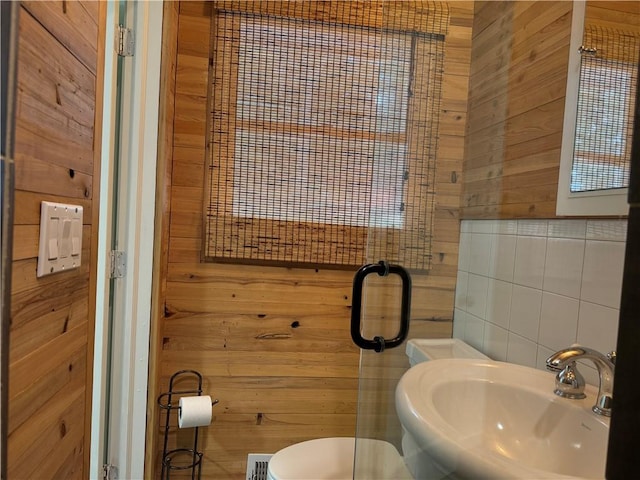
[268,437,354,480]
[266,437,412,480]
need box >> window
[557,2,639,215]
[205,7,446,270]
[571,31,637,193]
[232,20,411,230]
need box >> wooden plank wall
[9,2,104,478]
[146,0,181,475]
[149,2,473,478]
[462,1,572,218]
[462,1,639,219]
[586,1,640,33]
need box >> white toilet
[265,338,488,480]
[266,437,412,480]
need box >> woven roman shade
[205,2,448,270]
[571,25,639,193]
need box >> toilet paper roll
[178,395,213,428]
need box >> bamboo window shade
[571,25,639,193]
[205,2,448,270]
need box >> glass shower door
[351,1,451,478]
[351,263,417,479]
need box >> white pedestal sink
[396,359,609,479]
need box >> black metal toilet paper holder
[157,369,218,480]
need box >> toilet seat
[266,437,412,480]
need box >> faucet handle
[607,351,616,365]
[553,361,586,400]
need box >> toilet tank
[405,338,489,366]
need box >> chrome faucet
[546,346,615,417]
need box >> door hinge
[110,250,126,279]
[116,25,134,57]
[103,463,116,480]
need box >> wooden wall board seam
[20,2,99,75]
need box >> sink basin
[396,359,609,479]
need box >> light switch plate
[37,201,83,277]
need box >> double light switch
[37,201,83,277]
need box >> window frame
[557,1,630,216]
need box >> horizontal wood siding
[9,2,103,478]
[149,1,473,478]
[462,1,572,218]
[586,1,640,33]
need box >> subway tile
[464,314,486,352]
[454,271,469,310]
[489,234,516,282]
[535,344,556,372]
[586,220,628,242]
[547,219,587,239]
[514,236,547,288]
[538,292,579,351]
[509,285,542,341]
[468,233,492,276]
[576,362,599,388]
[466,274,489,319]
[486,278,512,329]
[517,219,548,237]
[470,220,495,234]
[506,333,538,368]
[577,301,620,356]
[581,240,625,308]
[452,309,467,340]
[495,219,518,235]
[454,218,626,373]
[484,323,508,361]
[543,238,585,298]
[458,231,471,272]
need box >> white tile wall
[581,241,626,308]
[509,285,542,341]
[454,219,626,383]
[486,279,511,329]
[543,238,585,298]
[513,236,547,288]
[483,322,508,361]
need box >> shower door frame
[90,1,163,478]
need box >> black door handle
[350,261,412,352]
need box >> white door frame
[91,2,163,478]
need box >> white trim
[90,1,118,477]
[112,2,163,478]
[90,2,163,478]
[556,0,629,216]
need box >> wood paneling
[586,1,640,34]
[21,1,99,75]
[9,3,104,478]
[462,1,571,218]
[462,1,637,219]
[149,2,473,478]
[146,1,180,476]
